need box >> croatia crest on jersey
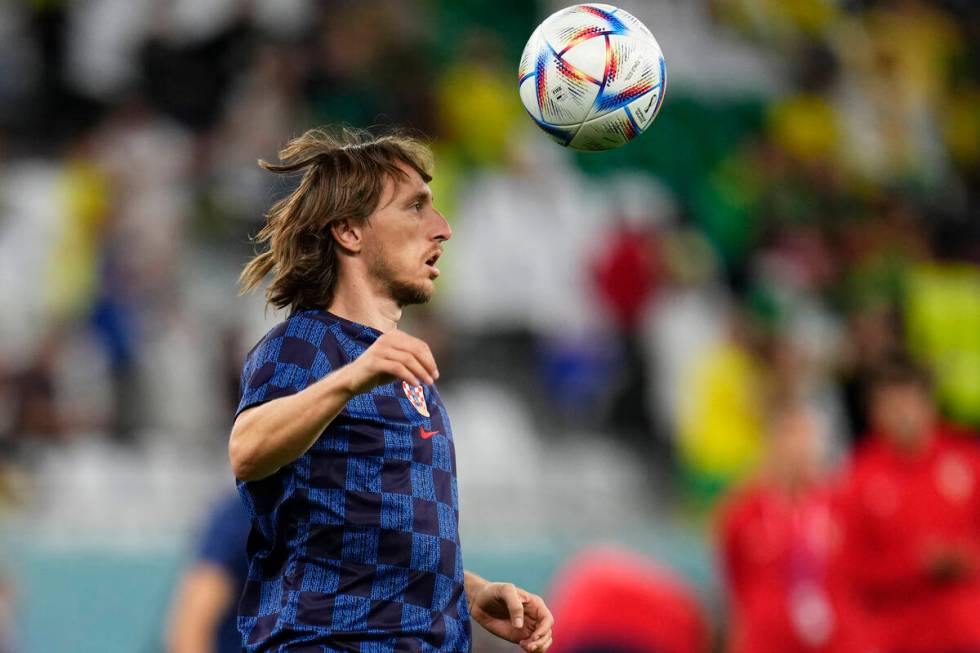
[402,382,430,417]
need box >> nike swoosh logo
[419,427,439,440]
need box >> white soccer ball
[518,3,667,151]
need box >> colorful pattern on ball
[517,3,666,151]
[577,4,628,33]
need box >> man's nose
[432,209,452,242]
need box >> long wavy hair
[239,126,434,312]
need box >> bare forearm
[168,611,215,653]
[229,366,356,481]
[166,565,233,653]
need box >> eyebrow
[403,188,432,207]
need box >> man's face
[870,382,935,450]
[362,162,451,306]
[771,408,823,481]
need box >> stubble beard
[367,249,432,308]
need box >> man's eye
[411,201,422,211]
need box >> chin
[389,279,433,307]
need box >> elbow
[229,424,264,482]
[228,435,250,480]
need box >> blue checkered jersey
[234,309,471,652]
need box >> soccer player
[228,128,554,653]
[840,358,980,653]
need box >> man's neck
[890,432,932,458]
[328,275,401,333]
[766,463,812,500]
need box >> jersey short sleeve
[236,313,337,417]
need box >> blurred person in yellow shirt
[678,310,767,505]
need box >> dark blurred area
[0,0,977,651]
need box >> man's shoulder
[937,425,980,449]
[247,310,349,359]
[716,480,765,530]
[850,437,887,465]
[839,441,887,493]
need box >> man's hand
[469,581,554,653]
[340,330,439,394]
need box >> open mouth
[424,251,441,277]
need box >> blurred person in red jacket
[841,357,980,653]
[719,400,869,653]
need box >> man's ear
[330,218,363,254]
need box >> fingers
[389,333,439,382]
[522,631,553,653]
[528,632,553,652]
[523,594,554,643]
[386,349,434,386]
[350,332,441,395]
[496,583,525,629]
[378,332,439,385]
[378,360,424,388]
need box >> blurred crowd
[0,0,978,651]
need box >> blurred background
[0,0,977,651]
